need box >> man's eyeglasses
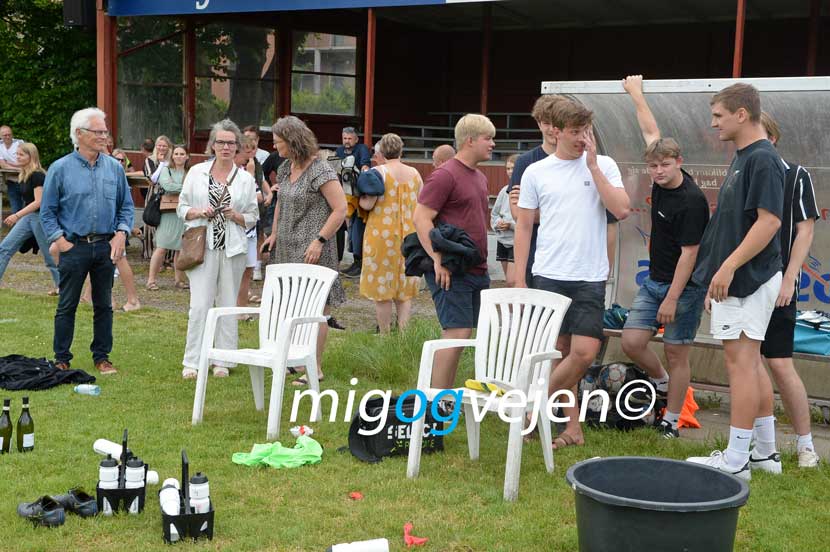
[214,140,237,149]
[81,128,110,137]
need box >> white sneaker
[748,449,782,474]
[798,448,820,468]
[686,450,751,481]
[252,267,263,281]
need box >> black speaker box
[63,0,95,28]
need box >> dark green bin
[565,456,749,552]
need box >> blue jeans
[623,276,706,344]
[348,212,365,259]
[6,181,23,214]
[0,212,59,286]
[54,240,115,365]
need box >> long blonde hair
[18,142,45,183]
[151,135,173,163]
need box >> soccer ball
[598,363,628,394]
[579,373,597,396]
[586,395,606,413]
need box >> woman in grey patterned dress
[262,116,347,386]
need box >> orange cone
[677,386,701,429]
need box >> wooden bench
[601,328,830,421]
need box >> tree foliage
[0,0,96,165]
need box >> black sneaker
[340,261,358,276]
[17,496,65,527]
[343,263,362,279]
[327,316,346,330]
[657,420,679,439]
[54,488,98,518]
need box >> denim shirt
[41,150,134,243]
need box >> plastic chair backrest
[258,263,338,349]
[474,288,571,392]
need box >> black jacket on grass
[0,355,95,391]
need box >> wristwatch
[317,235,327,244]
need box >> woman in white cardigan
[177,119,259,379]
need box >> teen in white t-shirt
[518,151,623,281]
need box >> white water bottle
[93,438,124,458]
[97,455,119,516]
[188,472,210,514]
[328,538,390,552]
[159,478,182,542]
[74,384,101,396]
[124,457,146,514]
[91,439,158,484]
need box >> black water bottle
[16,396,34,452]
[0,399,11,454]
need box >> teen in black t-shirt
[649,170,710,282]
[691,139,784,297]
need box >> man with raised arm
[620,75,710,439]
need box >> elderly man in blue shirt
[40,107,134,375]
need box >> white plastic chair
[406,288,571,501]
[191,263,337,440]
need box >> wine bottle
[16,396,34,453]
[0,399,12,454]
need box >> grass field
[0,288,828,551]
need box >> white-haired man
[40,108,134,375]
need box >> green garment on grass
[232,435,323,469]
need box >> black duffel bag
[348,395,448,463]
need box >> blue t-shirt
[508,146,548,283]
[335,143,371,170]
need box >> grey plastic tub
[565,456,750,552]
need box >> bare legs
[374,299,412,334]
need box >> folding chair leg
[538,406,554,473]
[304,355,321,422]
[503,414,524,502]
[250,366,265,411]
[406,395,427,479]
[463,402,480,460]
[191,353,211,425]
[266,364,286,440]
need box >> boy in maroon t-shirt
[413,113,495,388]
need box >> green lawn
[0,289,827,551]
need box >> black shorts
[496,242,514,262]
[761,301,796,358]
[531,276,605,340]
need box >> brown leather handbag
[175,226,207,271]
[159,193,179,212]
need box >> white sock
[663,411,680,429]
[752,416,777,457]
[725,426,753,469]
[255,260,262,270]
[650,373,669,393]
[796,433,814,452]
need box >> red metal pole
[96,0,118,139]
[480,3,492,115]
[806,0,821,76]
[363,8,376,147]
[732,0,746,78]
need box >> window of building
[116,17,185,149]
[291,32,357,116]
[195,23,278,132]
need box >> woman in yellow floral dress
[360,134,423,333]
